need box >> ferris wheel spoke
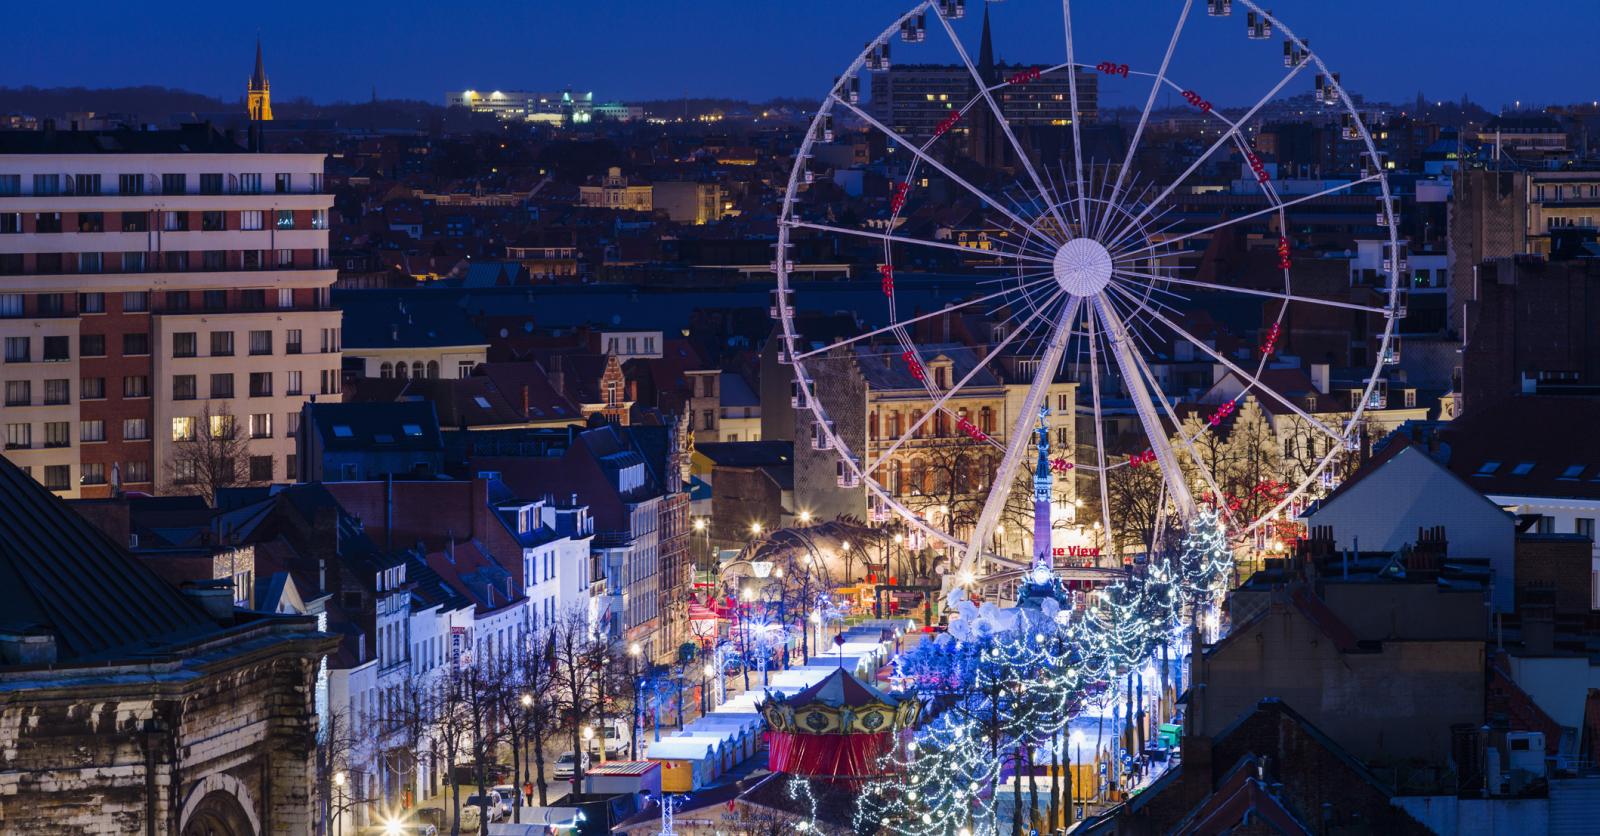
[1083,303,1117,556]
[1060,0,1089,231]
[1111,268,1392,315]
[1097,0,1193,243]
[828,95,1057,244]
[1110,174,1382,261]
[1092,293,1197,519]
[1112,310,1241,531]
[1104,281,1345,444]
[1105,60,1310,249]
[957,294,1084,577]
[864,287,1065,480]
[790,283,1049,362]
[785,219,1053,265]
[929,2,1072,237]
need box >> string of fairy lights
[840,511,1232,836]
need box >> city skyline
[7,0,1595,110]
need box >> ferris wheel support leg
[1091,294,1197,521]
[956,295,1083,583]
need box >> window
[44,422,69,448]
[457,360,474,378]
[209,414,235,439]
[286,370,302,395]
[285,329,302,354]
[239,173,262,194]
[202,210,225,231]
[76,334,104,359]
[0,175,17,195]
[286,412,300,437]
[426,360,439,378]
[249,413,272,438]
[4,336,28,362]
[0,213,16,234]
[161,251,187,272]
[80,377,105,400]
[172,375,197,400]
[249,456,274,482]
[1511,461,1536,477]
[118,174,144,195]
[209,331,234,356]
[43,465,70,491]
[5,423,30,449]
[249,372,272,397]
[171,416,195,442]
[320,328,339,353]
[123,418,149,441]
[311,209,328,229]
[276,248,294,268]
[240,210,264,230]
[43,336,68,362]
[164,291,190,311]
[0,295,19,318]
[123,291,149,312]
[77,212,104,233]
[1576,518,1595,541]
[1536,516,1555,534]
[81,462,106,485]
[34,212,61,233]
[1559,464,1586,481]
[173,459,197,484]
[320,369,341,395]
[204,290,227,310]
[172,332,197,357]
[209,373,234,399]
[78,252,103,273]
[202,250,226,270]
[33,175,60,196]
[275,173,293,194]
[276,209,295,230]
[4,380,29,406]
[249,330,272,356]
[35,294,64,316]
[43,379,68,405]
[123,332,149,356]
[242,250,264,270]
[74,174,101,196]
[0,253,16,274]
[125,460,150,483]
[276,288,293,309]
[79,292,104,314]
[122,375,149,398]
[160,173,186,195]
[119,211,149,232]
[161,211,188,232]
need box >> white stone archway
[178,771,262,836]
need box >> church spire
[978,2,995,80]
[247,38,273,122]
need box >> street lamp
[739,588,753,690]
[628,643,643,760]
[332,771,346,836]
[798,510,812,525]
[750,522,763,537]
[701,661,714,713]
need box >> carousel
[759,667,921,786]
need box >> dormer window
[402,423,423,437]
[1511,461,1535,477]
[1473,461,1500,477]
[332,425,353,438]
[1558,464,1585,481]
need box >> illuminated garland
[854,514,1233,835]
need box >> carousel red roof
[789,667,899,709]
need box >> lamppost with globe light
[332,771,346,836]
[627,642,642,760]
[518,693,533,808]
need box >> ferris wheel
[774,0,1403,580]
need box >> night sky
[7,0,1594,109]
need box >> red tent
[759,668,920,785]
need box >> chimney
[181,579,236,622]
[0,626,57,666]
[1310,363,1330,395]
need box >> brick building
[0,124,340,497]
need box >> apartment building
[0,124,339,497]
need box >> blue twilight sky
[5,0,1596,109]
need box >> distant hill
[0,85,231,119]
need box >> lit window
[1473,461,1500,476]
[1511,461,1535,477]
[1558,465,1585,481]
[332,425,353,438]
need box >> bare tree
[519,633,564,806]
[164,402,247,504]
[550,606,608,796]
[315,708,359,836]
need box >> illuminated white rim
[774,0,1401,579]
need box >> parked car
[463,792,504,823]
[491,784,519,815]
[553,750,589,780]
[455,804,480,833]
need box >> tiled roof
[336,291,489,349]
[1439,396,1600,501]
[0,124,249,154]
[0,456,219,662]
[305,401,444,452]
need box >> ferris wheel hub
[1052,237,1114,296]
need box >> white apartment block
[0,124,340,497]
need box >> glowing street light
[798,510,812,524]
[693,518,706,532]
